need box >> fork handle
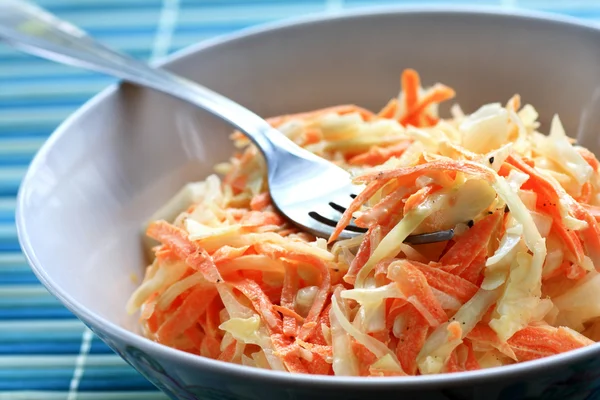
[0,0,304,166]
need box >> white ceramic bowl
[17,6,600,400]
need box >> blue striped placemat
[1,0,599,398]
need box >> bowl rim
[16,4,600,388]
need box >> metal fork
[0,0,454,243]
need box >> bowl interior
[18,7,600,356]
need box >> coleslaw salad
[127,69,599,376]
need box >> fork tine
[303,214,361,240]
[404,229,454,244]
[328,186,363,214]
[308,211,366,233]
[328,201,347,214]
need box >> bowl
[16,6,600,400]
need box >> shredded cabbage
[417,288,500,374]
[537,115,592,187]
[331,291,402,369]
[460,103,509,154]
[490,252,542,341]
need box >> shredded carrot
[421,114,439,127]
[390,260,478,304]
[463,342,480,371]
[271,334,309,373]
[307,303,331,346]
[393,262,447,325]
[508,325,593,362]
[266,104,375,128]
[348,141,412,166]
[394,305,428,375]
[457,248,486,285]
[302,129,323,146]
[131,68,599,376]
[212,245,249,263]
[241,210,286,227]
[447,321,463,342]
[354,186,407,228]
[250,192,272,211]
[229,278,283,334]
[564,261,586,280]
[154,246,179,263]
[508,155,586,264]
[576,182,593,204]
[147,221,223,283]
[400,84,456,126]
[467,323,516,360]
[402,69,421,113]
[200,335,221,359]
[506,94,521,112]
[217,342,239,362]
[571,202,600,268]
[444,350,463,373]
[183,326,204,352]
[440,211,502,273]
[403,185,440,214]
[280,263,300,336]
[351,339,378,376]
[304,352,332,375]
[377,98,399,119]
[578,147,600,171]
[329,179,391,242]
[583,203,600,221]
[294,255,332,341]
[273,305,305,323]
[156,287,218,343]
[204,297,223,340]
[343,226,379,285]
[354,159,495,185]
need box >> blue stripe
[90,339,115,354]
[0,309,76,320]
[0,379,71,391]
[0,331,82,341]
[0,338,114,355]
[0,99,90,109]
[0,342,115,355]
[0,75,111,86]
[0,343,81,354]
[0,369,75,379]
[0,158,35,167]
[0,244,21,252]
[0,272,39,285]
[0,342,81,353]
[78,378,157,391]
[0,129,55,139]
